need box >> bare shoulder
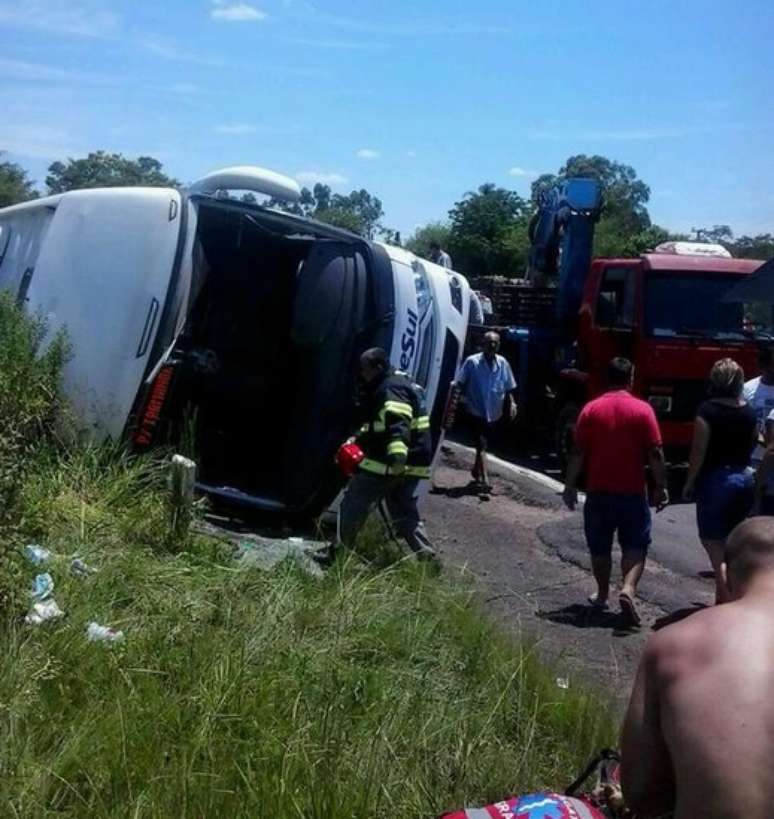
[645,608,724,670]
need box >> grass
[0,447,615,818]
[0,297,616,817]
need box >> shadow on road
[430,481,491,500]
[652,603,708,631]
[536,603,640,636]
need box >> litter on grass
[87,622,125,643]
[235,535,325,578]
[24,544,51,565]
[70,557,97,576]
[194,519,325,578]
[31,573,54,601]
[25,598,65,625]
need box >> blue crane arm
[527,178,603,325]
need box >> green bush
[0,294,68,609]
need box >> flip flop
[619,591,641,627]
[587,593,609,609]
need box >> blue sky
[2,0,773,239]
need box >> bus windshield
[644,272,774,340]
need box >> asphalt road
[447,435,714,614]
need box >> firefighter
[336,347,437,561]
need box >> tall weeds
[0,296,616,817]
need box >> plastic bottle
[31,573,54,601]
[24,544,51,565]
[86,622,125,643]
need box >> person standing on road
[336,348,437,561]
[744,346,774,511]
[456,331,517,492]
[683,359,756,604]
[563,357,668,626]
[620,516,774,819]
[429,241,453,270]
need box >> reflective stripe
[360,458,416,477]
[411,415,430,431]
[360,458,388,475]
[380,400,413,421]
[387,440,408,457]
[406,465,431,478]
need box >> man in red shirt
[563,357,668,626]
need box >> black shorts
[458,410,498,451]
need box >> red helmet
[336,442,365,477]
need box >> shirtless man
[620,516,774,818]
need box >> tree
[267,183,384,238]
[406,222,452,259]
[732,234,774,260]
[692,224,734,245]
[691,225,774,260]
[45,151,179,193]
[380,228,402,247]
[447,183,530,277]
[0,153,37,207]
[531,155,651,235]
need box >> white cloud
[406,150,416,158]
[214,123,257,135]
[508,166,537,178]
[210,2,267,22]
[284,37,389,50]
[356,148,380,160]
[0,0,119,38]
[0,57,115,85]
[136,34,226,66]
[0,123,85,161]
[295,171,348,186]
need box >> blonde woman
[683,359,757,604]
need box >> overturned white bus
[0,166,470,516]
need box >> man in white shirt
[744,348,774,503]
[429,241,452,270]
[744,348,774,514]
[456,331,517,491]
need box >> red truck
[566,251,764,463]
[470,179,769,471]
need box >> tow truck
[470,178,770,470]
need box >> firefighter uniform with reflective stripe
[339,370,436,558]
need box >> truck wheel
[555,403,580,472]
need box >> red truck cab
[576,251,764,461]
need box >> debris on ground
[87,622,125,643]
[194,518,326,578]
[24,544,52,565]
[31,572,54,601]
[25,598,65,625]
[70,557,97,576]
[236,535,325,578]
